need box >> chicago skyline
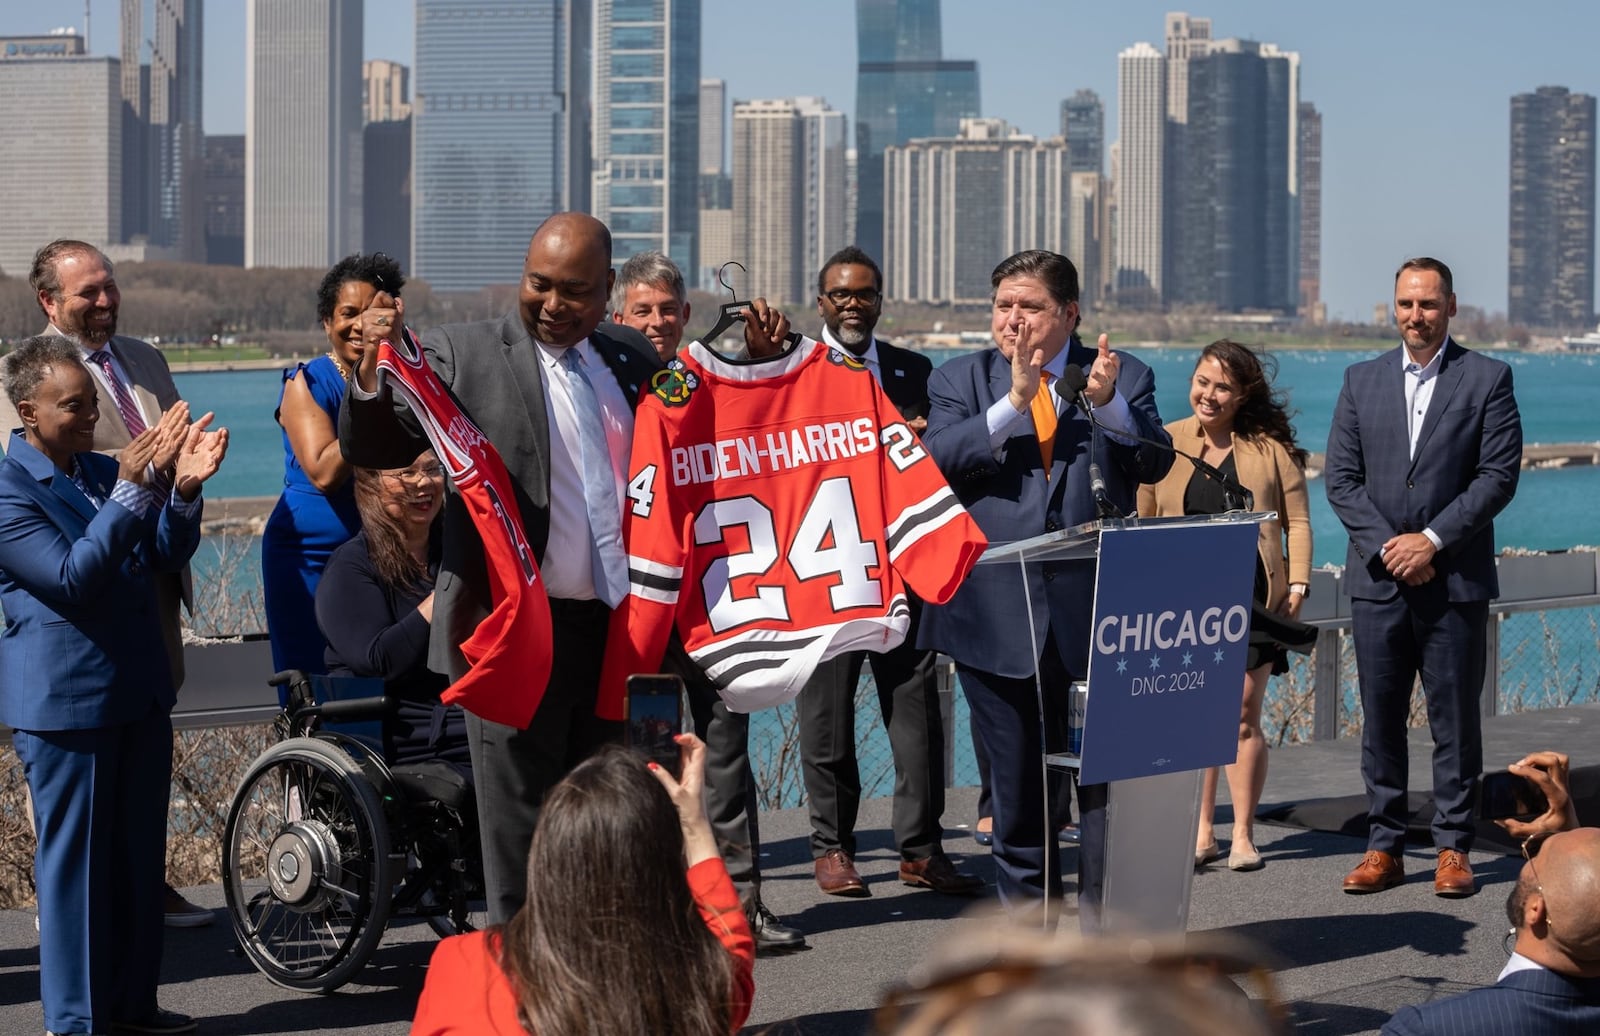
[3,0,1597,324]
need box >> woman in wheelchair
[314,447,469,774]
[412,736,756,1036]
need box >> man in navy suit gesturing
[917,250,1172,926]
[1326,258,1522,898]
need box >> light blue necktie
[561,349,628,606]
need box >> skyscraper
[364,58,411,122]
[884,120,1071,304]
[1297,101,1322,321]
[592,0,701,276]
[121,0,204,261]
[854,0,979,263]
[1060,89,1104,175]
[731,97,847,304]
[245,0,362,268]
[1509,86,1596,329]
[1168,38,1296,312]
[0,40,119,278]
[1115,41,1165,303]
[204,134,245,266]
[413,0,591,292]
[700,77,725,175]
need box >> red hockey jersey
[598,337,986,715]
[376,328,553,729]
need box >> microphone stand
[1062,369,1256,513]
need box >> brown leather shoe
[1342,850,1404,893]
[899,853,984,896]
[1435,849,1477,897]
[814,849,869,897]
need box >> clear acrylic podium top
[976,512,1279,566]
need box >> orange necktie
[1031,371,1058,474]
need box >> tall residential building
[1163,11,1212,121]
[854,0,979,263]
[413,0,590,292]
[883,119,1071,304]
[700,77,725,175]
[1060,89,1104,175]
[592,0,701,277]
[1509,86,1596,329]
[1167,38,1296,312]
[730,97,847,304]
[245,0,362,269]
[364,58,411,122]
[1297,101,1323,321]
[204,134,246,266]
[1068,171,1108,306]
[1115,41,1165,303]
[120,0,204,261]
[0,43,119,278]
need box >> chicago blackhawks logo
[650,363,699,407]
[825,348,869,372]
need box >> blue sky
[9,0,1600,323]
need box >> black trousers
[467,598,619,924]
[798,603,946,861]
[672,642,764,909]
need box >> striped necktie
[86,348,170,499]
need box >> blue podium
[976,512,1270,933]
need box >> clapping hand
[173,413,229,502]
[1005,318,1046,414]
[354,290,405,394]
[1085,333,1120,408]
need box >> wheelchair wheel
[222,737,394,992]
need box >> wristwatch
[1289,583,1309,598]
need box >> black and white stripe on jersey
[886,485,962,562]
[696,631,825,689]
[627,556,682,605]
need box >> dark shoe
[973,818,993,847]
[1435,849,1477,897]
[163,884,214,928]
[1058,823,1081,844]
[814,848,869,897]
[899,853,984,896]
[110,1008,198,1034]
[746,902,806,955]
[1342,850,1404,894]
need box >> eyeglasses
[823,288,881,308]
[380,463,445,484]
[1523,837,1555,933]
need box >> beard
[65,310,117,347]
[832,322,868,349]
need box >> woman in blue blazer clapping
[0,334,227,1036]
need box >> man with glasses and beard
[797,246,983,902]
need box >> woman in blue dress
[261,253,405,681]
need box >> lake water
[179,346,1600,567]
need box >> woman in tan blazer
[1137,340,1311,872]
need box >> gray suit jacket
[338,311,659,680]
[0,333,191,687]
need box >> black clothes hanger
[697,261,804,361]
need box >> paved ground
[4,702,1594,1035]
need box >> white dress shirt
[983,344,1136,454]
[536,338,634,601]
[1401,342,1447,551]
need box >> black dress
[1181,454,1287,674]
[315,530,471,769]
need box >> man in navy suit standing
[918,250,1172,926]
[1326,258,1522,898]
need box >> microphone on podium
[1060,366,1256,513]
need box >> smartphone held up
[625,674,685,778]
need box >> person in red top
[411,733,755,1035]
